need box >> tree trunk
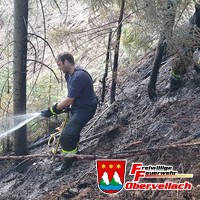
[148,38,167,100]
[13,0,29,170]
[148,0,177,100]
[101,29,112,103]
[110,0,125,104]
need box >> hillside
[1,0,200,199]
[0,50,200,200]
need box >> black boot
[169,76,182,92]
[54,157,77,175]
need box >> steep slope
[0,50,200,200]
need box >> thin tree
[101,29,112,103]
[148,0,177,100]
[13,0,29,171]
[110,0,125,103]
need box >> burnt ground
[0,50,200,200]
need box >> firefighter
[170,0,200,91]
[41,52,97,175]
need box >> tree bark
[13,0,29,170]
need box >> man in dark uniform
[41,52,97,174]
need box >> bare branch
[0,61,14,70]
[0,41,14,57]
[53,0,62,14]
[28,33,56,59]
[27,39,37,73]
[63,0,69,23]
[27,59,59,82]
[1,140,200,161]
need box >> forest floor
[0,50,200,200]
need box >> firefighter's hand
[41,108,53,118]
[41,103,62,118]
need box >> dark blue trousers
[60,105,97,152]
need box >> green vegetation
[121,24,153,62]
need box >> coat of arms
[96,159,126,194]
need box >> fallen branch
[172,131,200,144]
[115,141,200,155]
[119,140,143,151]
[0,152,145,161]
[1,141,200,161]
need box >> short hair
[56,52,75,64]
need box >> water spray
[0,112,41,139]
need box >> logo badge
[96,159,126,194]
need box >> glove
[41,103,62,118]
